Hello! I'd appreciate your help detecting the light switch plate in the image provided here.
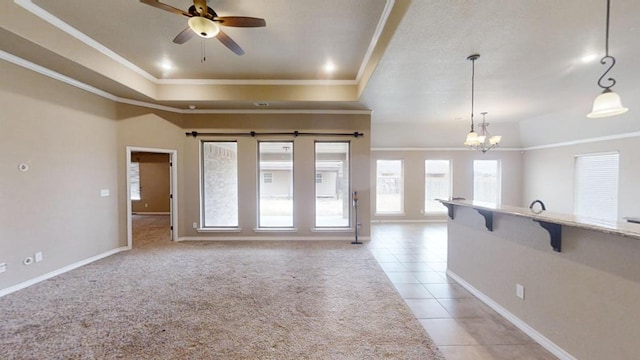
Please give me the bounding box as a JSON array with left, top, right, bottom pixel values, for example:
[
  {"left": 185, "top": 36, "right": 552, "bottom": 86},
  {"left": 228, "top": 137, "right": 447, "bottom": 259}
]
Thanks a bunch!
[{"left": 516, "top": 283, "right": 525, "bottom": 300}]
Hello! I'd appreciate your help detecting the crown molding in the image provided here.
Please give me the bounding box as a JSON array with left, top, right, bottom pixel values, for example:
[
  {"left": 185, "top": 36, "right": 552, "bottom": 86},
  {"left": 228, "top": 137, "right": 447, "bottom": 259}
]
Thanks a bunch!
[{"left": 1, "top": 50, "right": 370, "bottom": 115}]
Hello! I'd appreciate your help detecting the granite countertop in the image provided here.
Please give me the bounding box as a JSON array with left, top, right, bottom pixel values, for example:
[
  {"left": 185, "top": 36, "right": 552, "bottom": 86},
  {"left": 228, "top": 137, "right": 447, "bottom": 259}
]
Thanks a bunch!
[{"left": 438, "top": 199, "right": 640, "bottom": 240}]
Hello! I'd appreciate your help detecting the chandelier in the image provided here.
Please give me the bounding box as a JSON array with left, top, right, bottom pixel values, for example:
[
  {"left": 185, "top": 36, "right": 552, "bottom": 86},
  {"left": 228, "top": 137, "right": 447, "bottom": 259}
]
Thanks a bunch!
[
  {"left": 587, "top": 0, "right": 628, "bottom": 118},
  {"left": 463, "top": 54, "right": 501, "bottom": 153}
]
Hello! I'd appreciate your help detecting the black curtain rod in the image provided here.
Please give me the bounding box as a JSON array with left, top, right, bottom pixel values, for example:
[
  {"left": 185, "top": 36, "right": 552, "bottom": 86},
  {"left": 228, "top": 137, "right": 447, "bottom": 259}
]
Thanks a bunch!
[{"left": 185, "top": 131, "right": 364, "bottom": 138}]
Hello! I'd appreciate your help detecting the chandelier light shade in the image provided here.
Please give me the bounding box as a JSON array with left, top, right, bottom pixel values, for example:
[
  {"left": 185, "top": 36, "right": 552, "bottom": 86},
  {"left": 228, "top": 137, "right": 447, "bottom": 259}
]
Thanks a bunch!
[
  {"left": 463, "top": 54, "right": 501, "bottom": 153},
  {"left": 188, "top": 17, "right": 220, "bottom": 38},
  {"left": 587, "top": 0, "right": 628, "bottom": 118}
]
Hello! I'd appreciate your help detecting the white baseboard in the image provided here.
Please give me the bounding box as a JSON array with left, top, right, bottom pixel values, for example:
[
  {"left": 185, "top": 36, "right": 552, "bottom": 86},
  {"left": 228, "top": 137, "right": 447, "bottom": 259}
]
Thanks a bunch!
[
  {"left": 371, "top": 219, "right": 447, "bottom": 223},
  {"left": 178, "top": 236, "right": 371, "bottom": 242},
  {"left": 446, "top": 270, "right": 577, "bottom": 360},
  {"left": 0, "top": 246, "right": 130, "bottom": 298},
  {"left": 132, "top": 212, "right": 170, "bottom": 215}
]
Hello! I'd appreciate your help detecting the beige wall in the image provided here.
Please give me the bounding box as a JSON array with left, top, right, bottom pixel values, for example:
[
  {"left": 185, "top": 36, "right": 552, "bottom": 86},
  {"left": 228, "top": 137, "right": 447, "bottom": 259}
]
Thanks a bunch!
[
  {"left": 0, "top": 60, "right": 120, "bottom": 290},
  {"left": 370, "top": 149, "right": 523, "bottom": 221},
  {"left": 448, "top": 206, "right": 640, "bottom": 360},
  {"left": 117, "top": 109, "right": 371, "bottom": 239},
  {"left": 182, "top": 114, "right": 372, "bottom": 238},
  {"left": 131, "top": 152, "right": 170, "bottom": 213},
  {"left": 522, "top": 136, "right": 640, "bottom": 219}
]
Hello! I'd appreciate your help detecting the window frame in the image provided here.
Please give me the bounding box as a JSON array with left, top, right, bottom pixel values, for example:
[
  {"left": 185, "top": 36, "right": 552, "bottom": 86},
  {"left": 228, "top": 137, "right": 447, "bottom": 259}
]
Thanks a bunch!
[
  {"left": 574, "top": 151, "right": 619, "bottom": 220},
  {"left": 200, "top": 140, "right": 239, "bottom": 228},
  {"left": 424, "top": 159, "right": 452, "bottom": 214},
  {"left": 130, "top": 161, "right": 141, "bottom": 201},
  {"left": 257, "top": 141, "right": 295, "bottom": 228},
  {"left": 375, "top": 159, "right": 404, "bottom": 215},
  {"left": 314, "top": 141, "right": 351, "bottom": 228},
  {"left": 472, "top": 159, "right": 501, "bottom": 204}
]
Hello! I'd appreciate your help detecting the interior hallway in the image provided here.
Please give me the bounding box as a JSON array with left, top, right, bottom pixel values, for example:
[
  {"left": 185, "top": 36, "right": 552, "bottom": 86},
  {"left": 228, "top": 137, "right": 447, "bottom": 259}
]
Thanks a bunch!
[{"left": 368, "top": 223, "right": 556, "bottom": 359}]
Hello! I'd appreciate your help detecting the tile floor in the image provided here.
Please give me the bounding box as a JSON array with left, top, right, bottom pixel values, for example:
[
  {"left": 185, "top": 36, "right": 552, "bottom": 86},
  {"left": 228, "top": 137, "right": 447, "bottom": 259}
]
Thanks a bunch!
[{"left": 368, "top": 223, "right": 557, "bottom": 360}]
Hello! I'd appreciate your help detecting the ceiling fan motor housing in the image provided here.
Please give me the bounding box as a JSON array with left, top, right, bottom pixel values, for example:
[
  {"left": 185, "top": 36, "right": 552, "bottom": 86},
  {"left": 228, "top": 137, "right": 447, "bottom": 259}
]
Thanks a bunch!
[{"left": 188, "top": 5, "right": 217, "bottom": 19}]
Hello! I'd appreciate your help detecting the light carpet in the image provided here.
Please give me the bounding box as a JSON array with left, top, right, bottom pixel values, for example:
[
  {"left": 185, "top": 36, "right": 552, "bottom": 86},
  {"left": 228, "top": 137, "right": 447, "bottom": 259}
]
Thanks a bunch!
[{"left": 0, "top": 216, "right": 444, "bottom": 359}]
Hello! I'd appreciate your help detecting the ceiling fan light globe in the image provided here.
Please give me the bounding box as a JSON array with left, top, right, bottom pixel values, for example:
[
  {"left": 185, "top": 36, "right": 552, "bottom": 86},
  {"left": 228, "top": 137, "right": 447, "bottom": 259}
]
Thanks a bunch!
[
  {"left": 587, "top": 89, "right": 629, "bottom": 118},
  {"left": 188, "top": 17, "right": 220, "bottom": 38}
]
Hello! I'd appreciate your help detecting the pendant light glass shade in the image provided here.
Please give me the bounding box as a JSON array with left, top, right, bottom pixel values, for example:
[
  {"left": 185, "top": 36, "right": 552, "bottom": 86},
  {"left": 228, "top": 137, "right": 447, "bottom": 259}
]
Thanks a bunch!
[
  {"left": 464, "top": 131, "right": 479, "bottom": 146},
  {"left": 188, "top": 17, "right": 220, "bottom": 38},
  {"left": 587, "top": 89, "right": 629, "bottom": 118}
]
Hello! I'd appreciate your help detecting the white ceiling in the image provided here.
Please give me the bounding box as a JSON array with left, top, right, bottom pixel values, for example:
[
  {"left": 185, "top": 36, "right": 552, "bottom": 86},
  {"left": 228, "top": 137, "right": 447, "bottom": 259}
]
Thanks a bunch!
[{"left": 1, "top": 0, "right": 639, "bottom": 138}]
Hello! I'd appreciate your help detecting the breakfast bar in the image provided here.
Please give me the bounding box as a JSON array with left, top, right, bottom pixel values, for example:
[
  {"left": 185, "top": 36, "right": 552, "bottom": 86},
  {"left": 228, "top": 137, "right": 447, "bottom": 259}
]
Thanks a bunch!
[{"left": 439, "top": 199, "right": 640, "bottom": 360}]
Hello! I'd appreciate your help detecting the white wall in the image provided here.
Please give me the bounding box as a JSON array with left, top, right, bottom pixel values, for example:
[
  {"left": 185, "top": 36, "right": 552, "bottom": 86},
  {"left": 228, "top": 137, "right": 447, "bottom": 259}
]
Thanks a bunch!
[
  {"left": 371, "top": 121, "right": 521, "bottom": 149},
  {"left": 522, "top": 135, "right": 640, "bottom": 219},
  {"left": 371, "top": 149, "right": 523, "bottom": 221}
]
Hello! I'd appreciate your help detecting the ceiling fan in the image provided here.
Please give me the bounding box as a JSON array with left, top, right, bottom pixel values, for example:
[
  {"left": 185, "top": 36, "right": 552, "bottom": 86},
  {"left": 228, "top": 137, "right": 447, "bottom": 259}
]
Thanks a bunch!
[{"left": 140, "top": 0, "right": 266, "bottom": 55}]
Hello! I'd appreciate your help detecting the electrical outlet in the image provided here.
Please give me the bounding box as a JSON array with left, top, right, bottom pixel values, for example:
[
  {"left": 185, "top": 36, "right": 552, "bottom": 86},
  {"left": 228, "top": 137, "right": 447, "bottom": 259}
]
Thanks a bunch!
[
  {"left": 100, "top": 189, "right": 110, "bottom": 197},
  {"left": 193, "top": 222, "right": 198, "bottom": 229},
  {"left": 35, "top": 252, "right": 43, "bottom": 262},
  {"left": 516, "top": 283, "right": 525, "bottom": 300},
  {"left": 0, "top": 263, "right": 6, "bottom": 273}
]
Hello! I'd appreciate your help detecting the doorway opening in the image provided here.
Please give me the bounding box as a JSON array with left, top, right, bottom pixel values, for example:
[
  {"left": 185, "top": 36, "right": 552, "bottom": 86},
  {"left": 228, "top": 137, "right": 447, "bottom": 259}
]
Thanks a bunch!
[{"left": 126, "top": 147, "right": 178, "bottom": 248}]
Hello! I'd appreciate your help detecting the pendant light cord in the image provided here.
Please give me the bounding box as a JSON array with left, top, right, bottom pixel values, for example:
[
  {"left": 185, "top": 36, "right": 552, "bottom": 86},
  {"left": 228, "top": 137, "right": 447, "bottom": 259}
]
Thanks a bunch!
[
  {"left": 597, "top": 0, "right": 616, "bottom": 90},
  {"left": 605, "top": 0, "right": 610, "bottom": 56},
  {"left": 471, "top": 57, "right": 475, "bottom": 131},
  {"left": 467, "top": 55, "right": 479, "bottom": 132}
]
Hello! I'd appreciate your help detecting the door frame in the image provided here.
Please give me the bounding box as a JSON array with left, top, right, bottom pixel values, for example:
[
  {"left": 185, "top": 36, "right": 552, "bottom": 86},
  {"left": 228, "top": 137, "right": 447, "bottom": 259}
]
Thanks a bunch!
[{"left": 126, "top": 146, "right": 178, "bottom": 248}]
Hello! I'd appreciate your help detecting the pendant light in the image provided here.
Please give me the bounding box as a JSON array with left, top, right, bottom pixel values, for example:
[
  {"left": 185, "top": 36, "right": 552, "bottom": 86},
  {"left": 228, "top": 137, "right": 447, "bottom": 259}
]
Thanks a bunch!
[
  {"left": 463, "top": 54, "right": 480, "bottom": 147},
  {"left": 587, "top": 0, "right": 628, "bottom": 118},
  {"left": 463, "top": 54, "right": 502, "bottom": 152}
]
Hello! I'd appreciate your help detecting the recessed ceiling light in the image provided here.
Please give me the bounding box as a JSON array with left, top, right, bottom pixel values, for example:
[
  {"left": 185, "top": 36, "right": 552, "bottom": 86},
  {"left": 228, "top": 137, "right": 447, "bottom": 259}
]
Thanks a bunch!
[
  {"left": 323, "top": 61, "right": 336, "bottom": 73},
  {"left": 581, "top": 53, "right": 599, "bottom": 63},
  {"left": 161, "top": 61, "right": 173, "bottom": 70}
]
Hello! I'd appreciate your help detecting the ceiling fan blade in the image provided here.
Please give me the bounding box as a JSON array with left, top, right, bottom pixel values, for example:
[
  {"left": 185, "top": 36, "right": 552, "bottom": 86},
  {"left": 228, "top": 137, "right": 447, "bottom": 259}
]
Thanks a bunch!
[
  {"left": 214, "top": 16, "right": 266, "bottom": 27},
  {"left": 216, "top": 30, "right": 245, "bottom": 56},
  {"left": 173, "top": 27, "right": 196, "bottom": 44},
  {"left": 193, "top": 0, "right": 209, "bottom": 16},
  {"left": 139, "top": 0, "right": 190, "bottom": 17}
]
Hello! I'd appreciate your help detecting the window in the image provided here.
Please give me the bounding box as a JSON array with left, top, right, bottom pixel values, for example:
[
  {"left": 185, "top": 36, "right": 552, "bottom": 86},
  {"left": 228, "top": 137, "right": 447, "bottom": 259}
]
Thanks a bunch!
[
  {"left": 202, "top": 142, "right": 238, "bottom": 227},
  {"left": 574, "top": 152, "right": 619, "bottom": 220},
  {"left": 424, "top": 160, "right": 451, "bottom": 213},
  {"left": 473, "top": 160, "right": 501, "bottom": 204},
  {"left": 259, "top": 142, "right": 294, "bottom": 227},
  {"left": 376, "top": 160, "right": 403, "bottom": 214},
  {"left": 315, "top": 142, "right": 350, "bottom": 227},
  {"left": 130, "top": 162, "right": 141, "bottom": 201}
]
